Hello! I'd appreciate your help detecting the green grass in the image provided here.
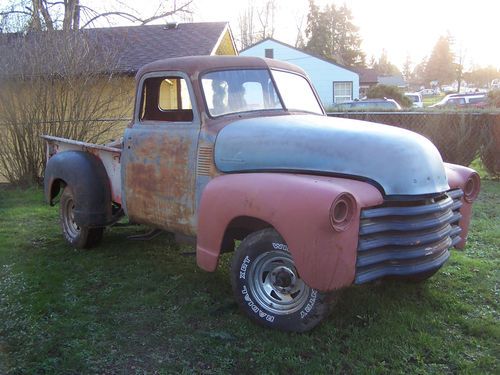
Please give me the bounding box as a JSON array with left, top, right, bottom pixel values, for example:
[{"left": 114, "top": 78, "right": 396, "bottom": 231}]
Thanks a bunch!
[
  {"left": 0, "top": 182, "right": 498, "bottom": 374},
  {"left": 423, "top": 94, "right": 445, "bottom": 107}
]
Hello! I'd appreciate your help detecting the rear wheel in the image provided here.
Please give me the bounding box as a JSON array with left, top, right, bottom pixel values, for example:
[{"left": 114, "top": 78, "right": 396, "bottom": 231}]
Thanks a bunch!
[
  {"left": 230, "top": 228, "right": 334, "bottom": 332},
  {"left": 60, "top": 187, "right": 103, "bottom": 249}
]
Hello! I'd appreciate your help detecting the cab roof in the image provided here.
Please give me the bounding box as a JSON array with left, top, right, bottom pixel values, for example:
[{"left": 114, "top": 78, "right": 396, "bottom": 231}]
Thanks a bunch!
[{"left": 136, "top": 55, "right": 306, "bottom": 80}]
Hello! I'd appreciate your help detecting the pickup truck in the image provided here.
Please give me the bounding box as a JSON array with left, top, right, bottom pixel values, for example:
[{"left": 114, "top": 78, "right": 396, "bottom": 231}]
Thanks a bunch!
[{"left": 43, "top": 56, "right": 480, "bottom": 332}]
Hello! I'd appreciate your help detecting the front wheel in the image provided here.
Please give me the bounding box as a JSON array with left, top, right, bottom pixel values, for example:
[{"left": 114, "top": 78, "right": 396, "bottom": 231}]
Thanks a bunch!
[
  {"left": 230, "top": 228, "right": 334, "bottom": 332},
  {"left": 60, "top": 187, "right": 103, "bottom": 249}
]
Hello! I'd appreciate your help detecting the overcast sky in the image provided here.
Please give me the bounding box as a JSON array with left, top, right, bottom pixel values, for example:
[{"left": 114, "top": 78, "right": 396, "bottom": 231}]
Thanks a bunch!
[
  {"left": 5, "top": 0, "right": 496, "bottom": 70},
  {"left": 191, "top": 0, "right": 499, "bottom": 71}
]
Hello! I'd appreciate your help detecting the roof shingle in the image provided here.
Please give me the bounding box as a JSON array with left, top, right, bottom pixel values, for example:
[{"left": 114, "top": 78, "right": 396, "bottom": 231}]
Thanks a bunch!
[{"left": 0, "top": 22, "right": 231, "bottom": 75}]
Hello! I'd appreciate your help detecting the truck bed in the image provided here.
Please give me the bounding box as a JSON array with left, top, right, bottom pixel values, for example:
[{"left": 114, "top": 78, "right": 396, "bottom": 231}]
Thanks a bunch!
[{"left": 42, "top": 135, "right": 123, "bottom": 204}]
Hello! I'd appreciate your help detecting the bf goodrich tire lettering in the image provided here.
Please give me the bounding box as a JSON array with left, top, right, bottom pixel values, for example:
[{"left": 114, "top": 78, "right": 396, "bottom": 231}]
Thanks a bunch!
[{"left": 230, "top": 228, "right": 334, "bottom": 332}]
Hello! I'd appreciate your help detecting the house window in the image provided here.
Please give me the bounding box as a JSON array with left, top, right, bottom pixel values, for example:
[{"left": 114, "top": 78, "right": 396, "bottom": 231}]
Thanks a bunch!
[
  {"left": 265, "top": 48, "right": 274, "bottom": 59},
  {"left": 333, "top": 82, "right": 353, "bottom": 104}
]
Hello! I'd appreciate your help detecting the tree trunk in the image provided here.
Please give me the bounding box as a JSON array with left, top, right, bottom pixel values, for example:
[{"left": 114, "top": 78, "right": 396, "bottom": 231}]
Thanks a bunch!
[
  {"left": 30, "top": 0, "right": 42, "bottom": 30},
  {"left": 63, "top": 0, "right": 79, "bottom": 31},
  {"left": 39, "top": 0, "right": 55, "bottom": 30}
]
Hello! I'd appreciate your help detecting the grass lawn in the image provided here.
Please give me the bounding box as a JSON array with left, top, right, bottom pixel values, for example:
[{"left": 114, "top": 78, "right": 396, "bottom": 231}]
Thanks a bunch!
[
  {"left": 0, "top": 182, "right": 498, "bottom": 374},
  {"left": 423, "top": 95, "right": 445, "bottom": 107}
]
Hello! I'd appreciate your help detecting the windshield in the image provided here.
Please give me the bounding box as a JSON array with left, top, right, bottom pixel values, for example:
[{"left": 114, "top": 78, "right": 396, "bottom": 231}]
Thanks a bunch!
[
  {"left": 202, "top": 69, "right": 282, "bottom": 116},
  {"left": 405, "top": 94, "right": 419, "bottom": 103},
  {"left": 201, "top": 68, "right": 323, "bottom": 117},
  {"left": 271, "top": 70, "right": 323, "bottom": 114}
]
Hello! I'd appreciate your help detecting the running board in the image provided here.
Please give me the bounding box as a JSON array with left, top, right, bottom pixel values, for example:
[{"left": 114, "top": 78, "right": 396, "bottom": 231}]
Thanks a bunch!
[{"left": 127, "top": 228, "right": 163, "bottom": 241}]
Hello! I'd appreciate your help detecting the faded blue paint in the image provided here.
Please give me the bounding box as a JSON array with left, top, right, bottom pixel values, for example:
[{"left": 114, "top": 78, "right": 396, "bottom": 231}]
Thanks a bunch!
[
  {"left": 214, "top": 114, "right": 449, "bottom": 196},
  {"left": 240, "top": 39, "right": 360, "bottom": 107}
]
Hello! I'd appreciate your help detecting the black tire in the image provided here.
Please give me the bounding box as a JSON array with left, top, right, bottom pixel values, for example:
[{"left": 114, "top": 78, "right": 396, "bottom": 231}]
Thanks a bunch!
[
  {"left": 230, "top": 228, "right": 334, "bottom": 332},
  {"left": 59, "top": 187, "right": 103, "bottom": 249}
]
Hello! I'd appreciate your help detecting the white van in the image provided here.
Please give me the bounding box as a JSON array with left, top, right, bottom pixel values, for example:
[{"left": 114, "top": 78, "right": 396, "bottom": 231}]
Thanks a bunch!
[{"left": 404, "top": 92, "right": 423, "bottom": 108}]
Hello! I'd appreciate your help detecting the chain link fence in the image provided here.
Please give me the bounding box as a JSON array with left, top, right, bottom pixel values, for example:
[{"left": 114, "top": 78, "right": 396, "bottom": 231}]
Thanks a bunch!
[
  {"left": 327, "top": 111, "right": 500, "bottom": 177},
  {"left": 2, "top": 113, "right": 499, "bottom": 184}
]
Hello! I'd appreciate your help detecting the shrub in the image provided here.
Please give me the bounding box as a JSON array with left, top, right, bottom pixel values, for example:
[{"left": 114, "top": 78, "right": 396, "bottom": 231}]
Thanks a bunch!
[
  {"left": 366, "top": 84, "right": 413, "bottom": 108},
  {"left": 0, "top": 31, "right": 133, "bottom": 185},
  {"left": 488, "top": 90, "right": 500, "bottom": 108}
]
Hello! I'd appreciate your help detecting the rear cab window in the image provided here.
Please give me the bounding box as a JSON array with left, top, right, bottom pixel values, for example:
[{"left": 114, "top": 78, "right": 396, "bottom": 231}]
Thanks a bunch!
[{"left": 140, "top": 76, "right": 194, "bottom": 122}]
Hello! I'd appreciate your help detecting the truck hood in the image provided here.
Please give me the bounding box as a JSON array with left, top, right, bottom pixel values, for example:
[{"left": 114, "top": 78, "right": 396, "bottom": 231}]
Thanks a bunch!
[{"left": 214, "top": 114, "right": 449, "bottom": 196}]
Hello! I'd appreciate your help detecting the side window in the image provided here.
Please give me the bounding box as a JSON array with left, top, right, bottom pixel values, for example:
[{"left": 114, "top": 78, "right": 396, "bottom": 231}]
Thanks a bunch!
[
  {"left": 448, "top": 98, "right": 465, "bottom": 105},
  {"left": 140, "top": 76, "right": 193, "bottom": 122}
]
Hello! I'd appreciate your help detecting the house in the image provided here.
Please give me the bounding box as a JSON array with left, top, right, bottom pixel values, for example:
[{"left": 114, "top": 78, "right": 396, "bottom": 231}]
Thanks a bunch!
[
  {"left": 84, "top": 22, "right": 237, "bottom": 74},
  {"left": 352, "top": 69, "right": 409, "bottom": 97},
  {"left": 352, "top": 67, "right": 379, "bottom": 98},
  {"left": 0, "top": 22, "right": 237, "bottom": 118},
  {"left": 378, "top": 74, "right": 407, "bottom": 89},
  {"left": 240, "top": 38, "right": 359, "bottom": 107}
]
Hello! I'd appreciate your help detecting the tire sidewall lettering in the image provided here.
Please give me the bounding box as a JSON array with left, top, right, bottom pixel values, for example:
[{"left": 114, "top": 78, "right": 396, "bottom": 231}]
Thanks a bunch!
[
  {"left": 231, "top": 229, "right": 330, "bottom": 332},
  {"left": 299, "top": 289, "right": 318, "bottom": 319},
  {"left": 241, "top": 285, "right": 275, "bottom": 323},
  {"left": 239, "top": 255, "right": 251, "bottom": 280},
  {"left": 238, "top": 254, "right": 320, "bottom": 324},
  {"left": 272, "top": 242, "right": 288, "bottom": 252}
]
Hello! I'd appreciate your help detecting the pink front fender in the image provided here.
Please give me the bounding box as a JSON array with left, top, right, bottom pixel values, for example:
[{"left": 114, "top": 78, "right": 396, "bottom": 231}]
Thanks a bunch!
[
  {"left": 444, "top": 163, "right": 480, "bottom": 248},
  {"left": 196, "top": 173, "right": 383, "bottom": 292}
]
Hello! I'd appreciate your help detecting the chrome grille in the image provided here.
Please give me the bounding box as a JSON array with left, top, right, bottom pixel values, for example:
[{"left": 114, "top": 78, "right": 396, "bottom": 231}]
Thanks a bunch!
[{"left": 355, "top": 189, "right": 463, "bottom": 284}]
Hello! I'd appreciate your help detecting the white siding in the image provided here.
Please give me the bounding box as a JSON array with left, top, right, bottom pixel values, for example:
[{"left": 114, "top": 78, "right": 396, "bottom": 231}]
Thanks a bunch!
[{"left": 240, "top": 40, "right": 359, "bottom": 107}]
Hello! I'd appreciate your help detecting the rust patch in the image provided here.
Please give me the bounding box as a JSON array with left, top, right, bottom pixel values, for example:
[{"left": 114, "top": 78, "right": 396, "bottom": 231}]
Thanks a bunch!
[{"left": 124, "top": 129, "right": 197, "bottom": 235}]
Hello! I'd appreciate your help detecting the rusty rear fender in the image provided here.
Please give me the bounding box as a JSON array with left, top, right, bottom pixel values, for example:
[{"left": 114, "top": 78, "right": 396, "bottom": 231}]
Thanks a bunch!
[
  {"left": 196, "top": 173, "right": 383, "bottom": 292},
  {"left": 44, "top": 150, "right": 112, "bottom": 227}
]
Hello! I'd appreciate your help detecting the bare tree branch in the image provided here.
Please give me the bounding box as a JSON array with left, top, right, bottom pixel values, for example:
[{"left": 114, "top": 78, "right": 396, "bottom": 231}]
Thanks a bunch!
[
  {"left": 2, "top": 0, "right": 194, "bottom": 32},
  {"left": 0, "top": 10, "right": 31, "bottom": 16},
  {"left": 0, "top": 32, "right": 133, "bottom": 184},
  {"left": 39, "top": 0, "right": 54, "bottom": 30},
  {"left": 80, "top": 10, "right": 143, "bottom": 28},
  {"left": 139, "top": 0, "right": 193, "bottom": 25},
  {"left": 80, "top": 0, "right": 193, "bottom": 29}
]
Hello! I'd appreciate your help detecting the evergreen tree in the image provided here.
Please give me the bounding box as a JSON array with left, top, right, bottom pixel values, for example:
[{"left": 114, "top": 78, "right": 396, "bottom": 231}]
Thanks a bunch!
[
  {"left": 402, "top": 54, "right": 413, "bottom": 83},
  {"left": 372, "top": 49, "right": 400, "bottom": 75},
  {"left": 304, "top": 0, "right": 365, "bottom": 67},
  {"left": 425, "top": 35, "right": 455, "bottom": 84},
  {"left": 412, "top": 57, "right": 428, "bottom": 86}
]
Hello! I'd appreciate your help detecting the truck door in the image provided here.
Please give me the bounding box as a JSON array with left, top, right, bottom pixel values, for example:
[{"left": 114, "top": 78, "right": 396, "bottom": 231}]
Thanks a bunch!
[{"left": 121, "top": 72, "right": 199, "bottom": 235}]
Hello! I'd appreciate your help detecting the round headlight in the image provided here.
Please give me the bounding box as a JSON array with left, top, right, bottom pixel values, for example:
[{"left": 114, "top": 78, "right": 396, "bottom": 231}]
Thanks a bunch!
[
  {"left": 330, "top": 193, "right": 356, "bottom": 231},
  {"left": 463, "top": 173, "right": 480, "bottom": 203}
]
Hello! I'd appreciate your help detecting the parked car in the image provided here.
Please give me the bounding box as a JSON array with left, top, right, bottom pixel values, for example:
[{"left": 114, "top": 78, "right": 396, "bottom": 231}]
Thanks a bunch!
[
  {"left": 42, "top": 56, "right": 480, "bottom": 333},
  {"left": 430, "top": 93, "right": 488, "bottom": 108},
  {"left": 332, "top": 98, "right": 402, "bottom": 111},
  {"left": 420, "top": 88, "right": 438, "bottom": 96},
  {"left": 404, "top": 92, "right": 424, "bottom": 108},
  {"left": 441, "top": 85, "right": 456, "bottom": 94}
]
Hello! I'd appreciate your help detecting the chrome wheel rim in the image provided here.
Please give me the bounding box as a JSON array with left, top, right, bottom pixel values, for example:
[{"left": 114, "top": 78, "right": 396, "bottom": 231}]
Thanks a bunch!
[
  {"left": 248, "top": 251, "right": 310, "bottom": 315},
  {"left": 63, "top": 197, "right": 80, "bottom": 238}
]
